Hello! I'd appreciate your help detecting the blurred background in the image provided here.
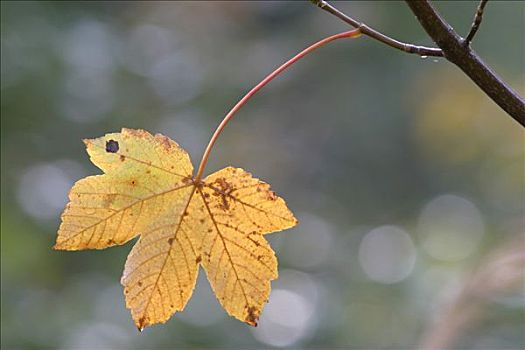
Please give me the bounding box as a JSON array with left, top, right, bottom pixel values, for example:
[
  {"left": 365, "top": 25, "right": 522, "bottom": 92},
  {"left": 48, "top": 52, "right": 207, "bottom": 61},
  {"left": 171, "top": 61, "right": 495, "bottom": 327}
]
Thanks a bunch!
[{"left": 1, "top": 1, "right": 524, "bottom": 349}]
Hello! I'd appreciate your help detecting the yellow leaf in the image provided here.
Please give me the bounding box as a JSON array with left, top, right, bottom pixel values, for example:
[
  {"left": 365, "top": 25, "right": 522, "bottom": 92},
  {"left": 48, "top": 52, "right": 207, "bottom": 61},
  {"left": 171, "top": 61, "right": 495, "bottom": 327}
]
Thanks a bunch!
[{"left": 54, "top": 128, "right": 298, "bottom": 330}]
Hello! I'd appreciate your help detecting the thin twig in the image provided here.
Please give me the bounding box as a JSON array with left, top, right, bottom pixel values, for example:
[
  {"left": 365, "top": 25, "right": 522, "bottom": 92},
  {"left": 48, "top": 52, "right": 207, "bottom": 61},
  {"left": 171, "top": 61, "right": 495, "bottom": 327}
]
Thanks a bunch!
[
  {"left": 406, "top": 0, "right": 525, "bottom": 126},
  {"left": 311, "top": 0, "right": 443, "bottom": 57},
  {"left": 465, "top": 0, "right": 489, "bottom": 45}
]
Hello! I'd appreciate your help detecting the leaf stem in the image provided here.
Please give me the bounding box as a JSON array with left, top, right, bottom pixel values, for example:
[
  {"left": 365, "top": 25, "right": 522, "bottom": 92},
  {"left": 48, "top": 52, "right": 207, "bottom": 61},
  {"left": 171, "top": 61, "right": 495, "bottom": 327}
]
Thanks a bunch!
[{"left": 194, "top": 29, "right": 361, "bottom": 182}]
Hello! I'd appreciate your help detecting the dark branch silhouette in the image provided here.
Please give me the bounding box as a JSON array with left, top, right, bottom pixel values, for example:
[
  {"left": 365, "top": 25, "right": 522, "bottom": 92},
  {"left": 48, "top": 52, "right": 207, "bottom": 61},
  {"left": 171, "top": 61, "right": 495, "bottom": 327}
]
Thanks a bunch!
[
  {"left": 312, "top": 0, "right": 525, "bottom": 127},
  {"left": 406, "top": 0, "right": 524, "bottom": 126}
]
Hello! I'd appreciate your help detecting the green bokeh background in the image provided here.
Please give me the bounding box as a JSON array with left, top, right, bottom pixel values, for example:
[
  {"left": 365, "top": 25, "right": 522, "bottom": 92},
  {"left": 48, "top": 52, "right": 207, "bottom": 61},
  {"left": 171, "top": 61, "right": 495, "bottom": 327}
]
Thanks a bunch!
[{"left": 1, "top": 1, "right": 524, "bottom": 349}]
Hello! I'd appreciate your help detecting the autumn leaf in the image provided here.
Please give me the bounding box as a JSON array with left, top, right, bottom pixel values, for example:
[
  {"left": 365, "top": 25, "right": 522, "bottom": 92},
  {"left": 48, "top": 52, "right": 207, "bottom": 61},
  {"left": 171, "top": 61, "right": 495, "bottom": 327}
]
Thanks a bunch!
[{"left": 54, "top": 128, "right": 298, "bottom": 330}]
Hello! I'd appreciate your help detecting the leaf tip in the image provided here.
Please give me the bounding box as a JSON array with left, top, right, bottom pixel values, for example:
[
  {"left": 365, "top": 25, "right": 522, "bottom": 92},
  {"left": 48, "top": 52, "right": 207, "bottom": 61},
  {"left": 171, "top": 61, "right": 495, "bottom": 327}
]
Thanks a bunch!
[
  {"left": 136, "top": 316, "right": 148, "bottom": 332},
  {"left": 245, "top": 306, "right": 260, "bottom": 327}
]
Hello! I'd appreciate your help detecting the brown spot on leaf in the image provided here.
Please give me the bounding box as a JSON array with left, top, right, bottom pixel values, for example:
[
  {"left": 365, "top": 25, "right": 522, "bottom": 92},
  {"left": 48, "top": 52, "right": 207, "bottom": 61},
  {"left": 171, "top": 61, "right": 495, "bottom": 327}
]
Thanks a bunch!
[
  {"left": 138, "top": 281, "right": 143, "bottom": 287},
  {"left": 182, "top": 176, "right": 193, "bottom": 184},
  {"left": 167, "top": 238, "right": 174, "bottom": 244},
  {"left": 158, "top": 135, "right": 172, "bottom": 150},
  {"left": 195, "top": 256, "right": 202, "bottom": 263},
  {"left": 215, "top": 178, "right": 232, "bottom": 192},
  {"left": 102, "top": 193, "right": 117, "bottom": 208},
  {"left": 245, "top": 306, "right": 259, "bottom": 327},
  {"left": 120, "top": 155, "right": 126, "bottom": 161},
  {"left": 267, "top": 191, "right": 277, "bottom": 200},
  {"left": 105, "top": 139, "right": 119, "bottom": 153},
  {"left": 212, "top": 178, "right": 233, "bottom": 210}
]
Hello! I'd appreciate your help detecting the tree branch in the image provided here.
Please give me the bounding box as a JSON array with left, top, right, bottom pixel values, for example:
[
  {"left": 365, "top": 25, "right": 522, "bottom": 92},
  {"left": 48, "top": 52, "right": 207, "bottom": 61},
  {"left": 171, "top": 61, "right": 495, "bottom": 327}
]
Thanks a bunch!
[
  {"left": 465, "top": 0, "right": 489, "bottom": 45},
  {"left": 311, "top": 0, "right": 443, "bottom": 57},
  {"left": 406, "top": 0, "right": 524, "bottom": 126},
  {"left": 311, "top": 0, "right": 524, "bottom": 126}
]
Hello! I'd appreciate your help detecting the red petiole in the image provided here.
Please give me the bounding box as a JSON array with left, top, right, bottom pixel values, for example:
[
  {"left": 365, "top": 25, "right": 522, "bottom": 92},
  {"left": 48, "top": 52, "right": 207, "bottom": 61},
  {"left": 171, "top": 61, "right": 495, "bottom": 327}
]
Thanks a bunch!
[{"left": 194, "top": 29, "right": 361, "bottom": 182}]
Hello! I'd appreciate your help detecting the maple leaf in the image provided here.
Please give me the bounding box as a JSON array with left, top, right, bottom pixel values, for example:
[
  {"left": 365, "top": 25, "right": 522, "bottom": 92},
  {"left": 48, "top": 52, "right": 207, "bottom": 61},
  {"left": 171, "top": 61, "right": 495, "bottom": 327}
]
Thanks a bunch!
[{"left": 54, "top": 128, "right": 298, "bottom": 330}]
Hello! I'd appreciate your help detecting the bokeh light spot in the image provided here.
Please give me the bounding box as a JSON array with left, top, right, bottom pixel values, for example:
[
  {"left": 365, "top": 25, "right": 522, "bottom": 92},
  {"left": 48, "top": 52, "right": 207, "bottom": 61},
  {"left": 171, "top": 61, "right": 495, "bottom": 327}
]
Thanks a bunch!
[
  {"left": 251, "top": 289, "right": 314, "bottom": 347},
  {"left": 17, "top": 161, "right": 83, "bottom": 222},
  {"left": 417, "top": 194, "right": 485, "bottom": 262},
  {"left": 358, "top": 225, "right": 416, "bottom": 284},
  {"left": 283, "top": 213, "right": 335, "bottom": 268}
]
